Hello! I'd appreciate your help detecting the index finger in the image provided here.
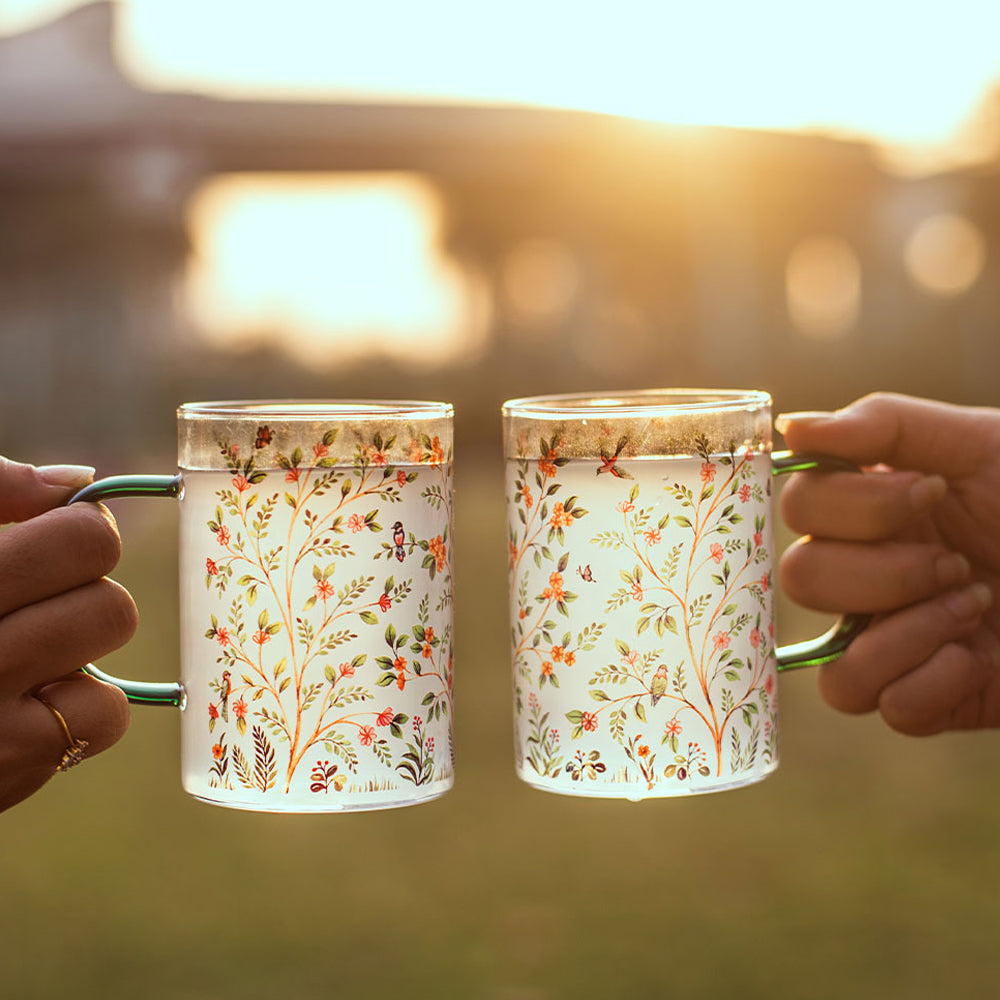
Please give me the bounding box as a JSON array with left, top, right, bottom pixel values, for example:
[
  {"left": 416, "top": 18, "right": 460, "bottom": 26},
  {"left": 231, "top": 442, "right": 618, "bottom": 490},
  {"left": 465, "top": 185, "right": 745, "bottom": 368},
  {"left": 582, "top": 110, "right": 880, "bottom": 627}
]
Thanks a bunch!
[{"left": 776, "top": 393, "right": 1000, "bottom": 480}]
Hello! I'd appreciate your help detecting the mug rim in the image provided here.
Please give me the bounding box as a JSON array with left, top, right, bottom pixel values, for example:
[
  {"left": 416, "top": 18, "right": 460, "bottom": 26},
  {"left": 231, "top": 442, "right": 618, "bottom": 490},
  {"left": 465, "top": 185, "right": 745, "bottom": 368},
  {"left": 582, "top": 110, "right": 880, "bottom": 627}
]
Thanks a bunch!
[
  {"left": 502, "top": 388, "right": 771, "bottom": 418},
  {"left": 178, "top": 399, "right": 454, "bottom": 420}
]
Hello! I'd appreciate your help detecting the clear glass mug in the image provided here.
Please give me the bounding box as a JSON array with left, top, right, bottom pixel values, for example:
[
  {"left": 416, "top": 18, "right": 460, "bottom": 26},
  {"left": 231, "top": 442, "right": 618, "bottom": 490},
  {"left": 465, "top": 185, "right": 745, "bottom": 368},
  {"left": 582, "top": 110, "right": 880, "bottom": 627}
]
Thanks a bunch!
[
  {"left": 502, "top": 389, "right": 867, "bottom": 799},
  {"left": 72, "top": 400, "right": 455, "bottom": 812}
]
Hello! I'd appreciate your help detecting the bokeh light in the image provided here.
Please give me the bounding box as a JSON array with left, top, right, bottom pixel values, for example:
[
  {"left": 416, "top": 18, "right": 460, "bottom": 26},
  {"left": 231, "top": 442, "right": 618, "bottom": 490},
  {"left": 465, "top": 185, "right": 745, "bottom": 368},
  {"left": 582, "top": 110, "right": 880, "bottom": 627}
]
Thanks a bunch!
[
  {"left": 785, "top": 235, "right": 862, "bottom": 340},
  {"left": 903, "top": 212, "right": 987, "bottom": 297}
]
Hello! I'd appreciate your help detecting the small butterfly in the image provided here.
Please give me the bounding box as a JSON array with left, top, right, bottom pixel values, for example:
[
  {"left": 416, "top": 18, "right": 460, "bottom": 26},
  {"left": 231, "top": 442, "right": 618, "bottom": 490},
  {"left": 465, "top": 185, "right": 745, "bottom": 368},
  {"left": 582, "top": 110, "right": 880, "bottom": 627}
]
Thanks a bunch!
[
  {"left": 255, "top": 425, "right": 273, "bottom": 449},
  {"left": 577, "top": 564, "right": 596, "bottom": 583}
]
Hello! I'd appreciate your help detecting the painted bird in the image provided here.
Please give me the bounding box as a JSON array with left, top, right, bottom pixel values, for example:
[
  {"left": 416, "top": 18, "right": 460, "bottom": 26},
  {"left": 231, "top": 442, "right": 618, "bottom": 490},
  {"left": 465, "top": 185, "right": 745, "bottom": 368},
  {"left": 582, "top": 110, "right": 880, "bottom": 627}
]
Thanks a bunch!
[
  {"left": 392, "top": 521, "right": 406, "bottom": 562},
  {"left": 220, "top": 670, "right": 231, "bottom": 722},
  {"left": 650, "top": 665, "right": 668, "bottom": 707},
  {"left": 597, "top": 436, "right": 633, "bottom": 479}
]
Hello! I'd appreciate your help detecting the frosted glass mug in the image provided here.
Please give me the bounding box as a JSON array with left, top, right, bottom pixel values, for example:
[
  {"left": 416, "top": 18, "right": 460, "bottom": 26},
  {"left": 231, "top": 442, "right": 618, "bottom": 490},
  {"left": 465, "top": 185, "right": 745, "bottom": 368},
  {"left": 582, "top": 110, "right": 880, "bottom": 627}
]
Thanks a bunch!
[
  {"left": 502, "top": 390, "right": 866, "bottom": 800},
  {"left": 73, "top": 400, "right": 455, "bottom": 812}
]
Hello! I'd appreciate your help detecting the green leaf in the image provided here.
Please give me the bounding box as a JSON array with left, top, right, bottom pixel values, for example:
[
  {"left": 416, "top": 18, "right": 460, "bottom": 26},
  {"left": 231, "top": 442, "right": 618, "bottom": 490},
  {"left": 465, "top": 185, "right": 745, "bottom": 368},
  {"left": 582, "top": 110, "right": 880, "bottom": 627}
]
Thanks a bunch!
[{"left": 359, "top": 611, "right": 378, "bottom": 625}]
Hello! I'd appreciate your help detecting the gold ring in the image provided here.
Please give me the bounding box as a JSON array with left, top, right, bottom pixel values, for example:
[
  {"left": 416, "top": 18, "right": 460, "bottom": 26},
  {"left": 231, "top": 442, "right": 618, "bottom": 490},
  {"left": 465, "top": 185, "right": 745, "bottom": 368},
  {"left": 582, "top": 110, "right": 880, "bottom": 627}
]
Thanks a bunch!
[{"left": 34, "top": 694, "right": 89, "bottom": 772}]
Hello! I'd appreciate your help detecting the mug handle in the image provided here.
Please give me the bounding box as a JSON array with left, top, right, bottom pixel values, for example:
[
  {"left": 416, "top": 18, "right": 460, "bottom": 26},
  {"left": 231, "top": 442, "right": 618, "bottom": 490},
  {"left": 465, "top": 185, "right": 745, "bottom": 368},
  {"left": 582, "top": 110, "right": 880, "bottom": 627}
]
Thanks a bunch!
[
  {"left": 771, "top": 451, "right": 872, "bottom": 671},
  {"left": 69, "top": 474, "right": 186, "bottom": 706}
]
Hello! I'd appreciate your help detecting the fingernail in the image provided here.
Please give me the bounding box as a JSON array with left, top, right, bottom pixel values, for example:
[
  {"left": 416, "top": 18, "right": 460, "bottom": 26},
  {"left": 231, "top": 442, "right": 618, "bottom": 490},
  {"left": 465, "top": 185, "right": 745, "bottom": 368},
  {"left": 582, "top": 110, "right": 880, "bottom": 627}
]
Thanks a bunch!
[
  {"left": 909, "top": 474, "right": 948, "bottom": 512},
  {"left": 943, "top": 582, "right": 993, "bottom": 619},
  {"left": 37, "top": 464, "right": 95, "bottom": 488},
  {"left": 936, "top": 552, "right": 971, "bottom": 588},
  {"left": 775, "top": 411, "right": 834, "bottom": 435}
]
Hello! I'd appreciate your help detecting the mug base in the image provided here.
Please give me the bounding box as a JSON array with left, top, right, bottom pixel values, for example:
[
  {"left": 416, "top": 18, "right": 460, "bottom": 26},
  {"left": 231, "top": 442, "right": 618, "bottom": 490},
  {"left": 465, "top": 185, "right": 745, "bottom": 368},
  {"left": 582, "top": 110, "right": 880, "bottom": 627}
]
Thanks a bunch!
[
  {"left": 188, "top": 781, "right": 451, "bottom": 813},
  {"left": 516, "top": 762, "right": 778, "bottom": 800}
]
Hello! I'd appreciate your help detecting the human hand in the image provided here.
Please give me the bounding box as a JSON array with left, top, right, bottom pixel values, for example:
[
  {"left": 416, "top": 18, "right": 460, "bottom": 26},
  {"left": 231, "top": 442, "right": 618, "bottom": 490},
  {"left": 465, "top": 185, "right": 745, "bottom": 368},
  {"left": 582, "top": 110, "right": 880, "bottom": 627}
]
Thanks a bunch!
[
  {"left": 777, "top": 393, "right": 1000, "bottom": 736},
  {"left": 0, "top": 457, "right": 134, "bottom": 811}
]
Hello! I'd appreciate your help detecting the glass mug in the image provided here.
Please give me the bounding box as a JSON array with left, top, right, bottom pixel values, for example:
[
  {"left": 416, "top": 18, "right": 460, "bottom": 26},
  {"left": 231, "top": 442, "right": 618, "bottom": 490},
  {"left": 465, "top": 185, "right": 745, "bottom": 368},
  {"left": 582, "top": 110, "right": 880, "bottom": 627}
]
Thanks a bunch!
[
  {"left": 72, "top": 400, "right": 455, "bottom": 812},
  {"left": 502, "top": 389, "right": 867, "bottom": 799}
]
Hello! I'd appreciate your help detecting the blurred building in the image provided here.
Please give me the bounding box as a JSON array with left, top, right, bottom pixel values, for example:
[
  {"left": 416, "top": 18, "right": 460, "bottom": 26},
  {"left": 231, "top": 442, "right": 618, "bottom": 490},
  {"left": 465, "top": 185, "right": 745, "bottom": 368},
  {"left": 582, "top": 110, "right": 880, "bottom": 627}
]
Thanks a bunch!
[{"left": 2, "top": 2, "right": 1000, "bottom": 462}]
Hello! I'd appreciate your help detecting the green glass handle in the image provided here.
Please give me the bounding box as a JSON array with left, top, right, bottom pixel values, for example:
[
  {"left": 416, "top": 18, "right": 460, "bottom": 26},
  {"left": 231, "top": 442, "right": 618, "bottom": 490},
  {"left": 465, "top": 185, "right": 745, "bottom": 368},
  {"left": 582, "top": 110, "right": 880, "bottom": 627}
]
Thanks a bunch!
[
  {"left": 771, "top": 451, "right": 872, "bottom": 671},
  {"left": 68, "top": 474, "right": 186, "bottom": 707}
]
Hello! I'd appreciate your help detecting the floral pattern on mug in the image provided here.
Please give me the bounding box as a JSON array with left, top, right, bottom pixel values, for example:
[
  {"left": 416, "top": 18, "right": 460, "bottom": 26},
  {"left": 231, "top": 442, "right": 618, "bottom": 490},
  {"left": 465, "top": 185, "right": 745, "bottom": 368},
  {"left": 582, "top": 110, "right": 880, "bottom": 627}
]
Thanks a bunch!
[
  {"left": 196, "top": 425, "right": 454, "bottom": 803},
  {"left": 508, "top": 433, "right": 779, "bottom": 797}
]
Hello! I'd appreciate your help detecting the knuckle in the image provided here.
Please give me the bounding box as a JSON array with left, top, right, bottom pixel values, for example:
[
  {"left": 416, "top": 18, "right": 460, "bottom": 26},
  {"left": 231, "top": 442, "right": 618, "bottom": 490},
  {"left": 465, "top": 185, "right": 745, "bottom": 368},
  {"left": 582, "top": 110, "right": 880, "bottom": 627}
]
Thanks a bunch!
[
  {"left": 90, "top": 579, "right": 139, "bottom": 645},
  {"left": 64, "top": 506, "right": 122, "bottom": 575},
  {"left": 817, "top": 661, "right": 877, "bottom": 715},
  {"left": 89, "top": 681, "right": 131, "bottom": 748}
]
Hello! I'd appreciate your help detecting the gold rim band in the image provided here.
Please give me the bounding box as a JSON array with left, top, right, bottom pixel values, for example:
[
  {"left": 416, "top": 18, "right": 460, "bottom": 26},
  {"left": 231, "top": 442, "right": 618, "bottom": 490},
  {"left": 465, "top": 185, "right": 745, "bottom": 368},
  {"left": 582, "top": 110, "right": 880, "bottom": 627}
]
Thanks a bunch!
[{"left": 34, "top": 694, "right": 89, "bottom": 772}]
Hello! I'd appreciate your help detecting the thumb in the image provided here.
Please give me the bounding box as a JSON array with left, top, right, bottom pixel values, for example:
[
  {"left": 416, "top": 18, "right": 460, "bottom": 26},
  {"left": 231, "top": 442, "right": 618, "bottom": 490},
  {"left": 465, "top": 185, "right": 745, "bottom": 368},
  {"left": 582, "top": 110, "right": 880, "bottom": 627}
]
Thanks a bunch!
[
  {"left": 0, "top": 456, "right": 96, "bottom": 524},
  {"left": 775, "top": 393, "right": 1000, "bottom": 479}
]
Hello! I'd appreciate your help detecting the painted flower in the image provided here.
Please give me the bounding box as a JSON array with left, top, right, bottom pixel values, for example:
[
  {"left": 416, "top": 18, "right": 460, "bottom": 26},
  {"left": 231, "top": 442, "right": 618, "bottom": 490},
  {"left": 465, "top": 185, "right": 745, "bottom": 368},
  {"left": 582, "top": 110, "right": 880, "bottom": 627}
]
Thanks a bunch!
[
  {"left": 377, "top": 708, "right": 394, "bottom": 727},
  {"left": 232, "top": 474, "right": 250, "bottom": 492},
  {"left": 348, "top": 513, "right": 364, "bottom": 533},
  {"left": 285, "top": 467, "right": 301, "bottom": 483},
  {"left": 216, "top": 526, "right": 231, "bottom": 546},
  {"left": 212, "top": 742, "right": 225, "bottom": 761},
  {"left": 549, "top": 502, "right": 573, "bottom": 528},
  {"left": 541, "top": 661, "right": 554, "bottom": 677},
  {"left": 252, "top": 629, "right": 270, "bottom": 645},
  {"left": 215, "top": 627, "right": 231, "bottom": 647},
  {"left": 750, "top": 627, "right": 762, "bottom": 649},
  {"left": 509, "top": 540, "right": 518, "bottom": 569},
  {"left": 313, "top": 442, "right": 330, "bottom": 459},
  {"left": 397, "top": 469, "right": 407, "bottom": 487},
  {"left": 429, "top": 535, "right": 447, "bottom": 571},
  {"left": 369, "top": 447, "right": 387, "bottom": 467},
  {"left": 358, "top": 725, "right": 375, "bottom": 746},
  {"left": 710, "top": 542, "right": 724, "bottom": 564},
  {"left": 425, "top": 627, "right": 435, "bottom": 643},
  {"left": 430, "top": 436, "right": 445, "bottom": 465},
  {"left": 564, "top": 650, "right": 576, "bottom": 667},
  {"left": 408, "top": 439, "right": 423, "bottom": 463},
  {"left": 765, "top": 674, "right": 775, "bottom": 695},
  {"left": 581, "top": 711, "right": 598, "bottom": 732},
  {"left": 393, "top": 656, "right": 407, "bottom": 672},
  {"left": 701, "top": 460, "right": 717, "bottom": 483},
  {"left": 644, "top": 528, "right": 661, "bottom": 545},
  {"left": 396, "top": 673, "right": 407, "bottom": 691},
  {"left": 518, "top": 607, "right": 527, "bottom": 619},
  {"left": 713, "top": 631, "right": 731, "bottom": 651},
  {"left": 551, "top": 645, "right": 564, "bottom": 662},
  {"left": 630, "top": 581, "right": 643, "bottom": 601},
  {"left": 426, "top": 737, "right": 435, "bottom": 754},
  {"left": 206, "top": 558, "right": 218, "bottom": 575},
  {"left": 521, "top": 483, "right": 533, "bottom": 508},
  {"left": 422, "top": 642, "right": 433, "bottom": 659},
  {"left": 378, "top": 593, "right": 392, "bottom": 612},
  {"left": 761, "top": 572, "right": 770, "bottom": 592},
  {"left": 664, "top": 719, "right": 682, "bottom": 737},
  {"left": 542, "top": 571, "right": 565, "bottom": 603},
  {"left": 208, "top": 703, "right": 219, "bottom": 721},
  {"left": 550, "top": 729, "right": 560, "bottom": 743},
  {"left": 638, "top": 744, "right": 650, "bottom": 758},
  {"left": 339, "top": 662, "right": 355, "bottom": 678},
  {"left": 538, "top": 448, "right": 558, "bottom": 478},
  {"left": 739, "top": 483, "right": 752, "bottom": 503},
  {"left": 315, "top": 579, "right": 335, "bottom": 601},
  {"left": 623, "top": 649, "right": 638, "bottom": 666},
  {"left": 233, "top": 697, "right": 248, "bottom": 720},
  {"left": 616, "top": 500, "right": 635, "bottom": 514},
  {"left": 753, "top": 531, "right": 763, "bottom": 548}
]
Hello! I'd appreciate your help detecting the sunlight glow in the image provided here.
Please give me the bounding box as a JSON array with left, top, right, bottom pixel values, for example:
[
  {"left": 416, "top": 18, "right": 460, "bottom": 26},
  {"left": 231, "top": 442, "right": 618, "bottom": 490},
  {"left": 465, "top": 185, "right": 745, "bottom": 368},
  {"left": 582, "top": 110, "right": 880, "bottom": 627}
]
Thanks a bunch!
[
  {"left": 904, "top": 213, "right": 987, "bottom": 297},
  {"left": 183, "top": 173, "right": 488, "bottom": 369},
  {"left": 785, "top": 236, "right": 862, "bottom": 341}
]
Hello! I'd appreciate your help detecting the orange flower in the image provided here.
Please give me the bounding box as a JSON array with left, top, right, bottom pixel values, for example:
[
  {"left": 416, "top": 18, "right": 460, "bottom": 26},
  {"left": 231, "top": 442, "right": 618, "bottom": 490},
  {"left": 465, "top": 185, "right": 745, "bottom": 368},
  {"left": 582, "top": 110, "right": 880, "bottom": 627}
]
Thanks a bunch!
[
  {"left": 205, "top": 558, "right": 218, "bottom": 575},
  {"left": 358, "top": 725, "right": 375, "bottom": 746},
  {"left": 313, "top": 442, "right": 330, "bottom": 459},
  {"left": 549, "top": 502, "right": 573, "bottom": 528},
  {"left": 638, "top": 744, "right": 650, "bottom": 758},
  {"left": 425, "top": 627, "right": 435, "bottom": 642},
  {"left": 644, "top": 528, "right": 660, "bottom": 545},
  {"left": 408, "top": 439, "right": 423, "bottom": 464},
  {"left": 581, "top": 712, "right": 598, "bottom": 732},
  {"left": 215, "top": 627, "right": 231, "bottom": 647},
  {"left": 508, "top": 540, "right": 518, "bottom": 569},
  {"left": 253, "top": 629, "right": 270, "bottom": 645},
  {"left": 396, "top": 672, "right": 407, "bottom": 691},
  {"left": 233, "top": 697, "right": 247, "bottom": 720},
  {"left": 700, "top": 461, "right": 716, "bottom": 483},
  {"left": 285, "top": 467, "right": 301, "bottom": 483},
  {"left": 430, "top": 436, "right": 444, "bottom": 465},
  {"left": 710, "top": 542, "right": 724, "bottom": 564},
  {"left": 564, "top": 650, "right": 576, "bottom": 667},
  {"left": 377, "top": 707, "right": 394, "bottom": 726},
  {"left": 713, "top": 631, "right": 730, "bottom": 651},
  {"left": 429, "top": 535, "right": 447, "bottom": 571},
  {"left": 518, "top": 607, "right": 527, "bottom": 619},
  {"left": 521, "top": 483, "right": 533, "bottom": 508},
  {"left": 339, "top": 662, "right": 355, "bottom": 677},
  {"left": 216, "top": 526, "right": 231, "bottom": 546},
  {"left": 315, "top": 579, "right": 335, "bottom": 601},
  {"left": 541, "top": 661, "right": 553, "bottom": 676},
  {"left": 232, "top": 474, "right": 250, "bottom": 492},
  {"left": 393, "top": 656, "right": 407, "bottom": 672},
  {"left": 422, "top": 643, "right": 433, "bottom": 659},
  {"left": 551, "top": 645, "right": 564, "bottom": 662},
  {"left": 630, "top": 581, "right": 643, "bottom": 601},
  {"left": 538, "top": 448, "right": 558, "bottom": 478},
  {"left": 212, "top": 742, "right": 225, "bottom": 761}
]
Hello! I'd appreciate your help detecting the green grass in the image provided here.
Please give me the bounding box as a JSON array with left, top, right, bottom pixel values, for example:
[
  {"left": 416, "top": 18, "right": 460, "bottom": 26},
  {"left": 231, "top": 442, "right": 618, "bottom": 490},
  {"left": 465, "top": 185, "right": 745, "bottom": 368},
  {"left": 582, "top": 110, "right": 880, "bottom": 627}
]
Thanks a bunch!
[{"left": 2, "top": 460, "right": 999, "bottom": 999}]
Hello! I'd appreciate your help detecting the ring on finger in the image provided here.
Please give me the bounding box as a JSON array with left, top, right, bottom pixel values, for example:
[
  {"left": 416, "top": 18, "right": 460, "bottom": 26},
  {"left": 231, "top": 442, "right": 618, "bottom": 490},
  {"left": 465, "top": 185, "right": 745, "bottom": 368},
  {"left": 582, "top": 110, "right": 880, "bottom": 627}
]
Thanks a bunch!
[{"left": 33, "top": 693, "right": 89, "bottom": 772}]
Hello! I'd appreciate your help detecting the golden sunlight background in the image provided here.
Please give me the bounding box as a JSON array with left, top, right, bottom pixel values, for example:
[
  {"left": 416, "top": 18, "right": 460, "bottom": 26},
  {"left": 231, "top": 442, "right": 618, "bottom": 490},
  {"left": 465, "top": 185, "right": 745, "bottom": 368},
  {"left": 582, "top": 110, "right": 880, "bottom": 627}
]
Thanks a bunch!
[{"left": 4, "top": 3, "right": 1000, "bottom": 1000}]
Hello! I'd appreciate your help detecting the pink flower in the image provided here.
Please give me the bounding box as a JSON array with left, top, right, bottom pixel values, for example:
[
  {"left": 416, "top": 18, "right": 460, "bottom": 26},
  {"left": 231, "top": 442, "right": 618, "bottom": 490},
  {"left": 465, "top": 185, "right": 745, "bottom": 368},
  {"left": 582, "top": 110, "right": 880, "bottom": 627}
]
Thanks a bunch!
[
  {"left": 710, "top": 542, "right": 724, "bottom": 564},
  {"left": 369, "top": 448, "right": 387, "bottom": 467},
  {"left": 765, "top": 674, "right": 775, "bottom": 695},
  {"left": 315, "top": 579, "right": 335, "bottom": 601},
  {"left": 753, "top": 531, "right": 763, "bottom": 549},
  {"left": 216, "top": 526, "right": 231, "bottom": 546},
  {"left": 750, "top": 628, "right": 761, "bottom": 649},
  {"left": 206, "top": 558, "right": 218, "bottom": 575},
  {"left": 377, "top": 707, "right": 394, "bottom": 727},
  {"left": 713, "top": 631, "right": 730, "bottom": 651},
  {"left": 623, "top": 649, "right": 638, "bottom": 666},
  {"left": 397, "top": 470, "right": 407, "bottom": 487},
  {"left": 739, "top": 483, "right": 752, "bottom": 503},
  {"left": 761, "top": 573, "right": 770, "bottom": 592},
  {"left": 700, "top": 461, "right": 716, "bottom": 483},
  {"left": 664, "top": 719, "right": 682, "bottom": 737},
  {"left": 359, "top": 725, "right": 375, "bottom": 746},
  {"left": 233, "top": 697, "right": 247, "bottom": 720},
  {"left": 348, "top": 514, "right": 364, "bottom": 533},
  {"left": 378, "top": 593, "right": 392, "bottom": 612},
  {"left": 581, "top": 711, "right": 598, "bottom": 732},
  {"left": 208, "top": 703, "right": 219, "bottom": 721}
]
